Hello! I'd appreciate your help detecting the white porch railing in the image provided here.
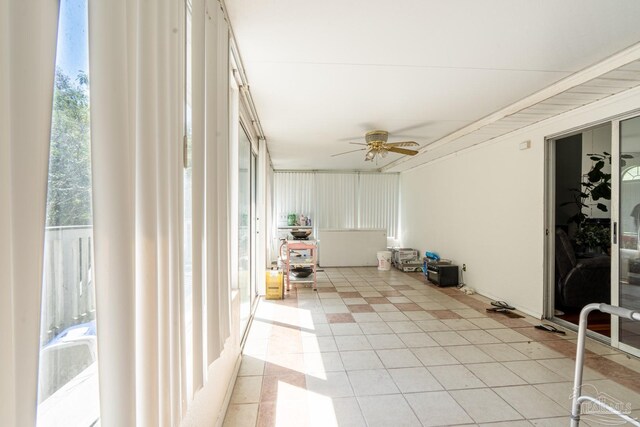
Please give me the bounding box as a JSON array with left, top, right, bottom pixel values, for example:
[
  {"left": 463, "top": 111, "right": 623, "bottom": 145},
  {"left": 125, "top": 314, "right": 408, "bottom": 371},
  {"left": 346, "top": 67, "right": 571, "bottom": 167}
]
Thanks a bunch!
[{"left": 40, "top": 225, "right": 95, "bottom": 345}]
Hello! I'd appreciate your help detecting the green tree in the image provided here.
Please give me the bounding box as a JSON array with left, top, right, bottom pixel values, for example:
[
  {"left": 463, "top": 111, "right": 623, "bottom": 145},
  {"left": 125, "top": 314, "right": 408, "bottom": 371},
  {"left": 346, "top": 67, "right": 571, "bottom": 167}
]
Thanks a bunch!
[{"left": 46, "top": 68, "right": 92, "bottom": 226}]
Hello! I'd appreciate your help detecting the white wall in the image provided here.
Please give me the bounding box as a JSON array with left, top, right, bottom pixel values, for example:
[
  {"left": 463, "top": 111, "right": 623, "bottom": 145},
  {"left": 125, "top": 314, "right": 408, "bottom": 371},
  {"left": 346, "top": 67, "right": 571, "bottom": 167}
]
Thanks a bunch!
[{"left": 399, "top": 86, "right": 640, "bottom": 318}]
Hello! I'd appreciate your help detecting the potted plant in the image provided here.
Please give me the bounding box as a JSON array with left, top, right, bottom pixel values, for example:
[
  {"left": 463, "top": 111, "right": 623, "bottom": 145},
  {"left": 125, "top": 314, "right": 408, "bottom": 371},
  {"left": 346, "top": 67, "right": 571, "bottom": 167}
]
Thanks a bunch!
[
  {"left": 574, "top": 222, "right": 611, "bottom": 254},
  {"left": 563, "top": 152, "right": 612, "bottom": 226}
]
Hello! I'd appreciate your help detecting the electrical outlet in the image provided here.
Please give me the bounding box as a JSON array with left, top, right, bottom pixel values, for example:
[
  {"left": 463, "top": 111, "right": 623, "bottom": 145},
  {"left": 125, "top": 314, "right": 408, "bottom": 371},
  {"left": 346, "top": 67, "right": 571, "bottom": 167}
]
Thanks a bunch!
[{"left": 462, "top": 264, "right": 466, "bottom": 271}]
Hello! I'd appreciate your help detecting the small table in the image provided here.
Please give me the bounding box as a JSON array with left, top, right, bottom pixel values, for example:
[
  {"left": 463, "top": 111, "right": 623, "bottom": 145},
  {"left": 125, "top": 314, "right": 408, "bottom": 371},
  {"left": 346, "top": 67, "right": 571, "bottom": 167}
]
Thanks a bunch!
[{"left": 284, "top": 240, "right": 318, "bottom": 291}]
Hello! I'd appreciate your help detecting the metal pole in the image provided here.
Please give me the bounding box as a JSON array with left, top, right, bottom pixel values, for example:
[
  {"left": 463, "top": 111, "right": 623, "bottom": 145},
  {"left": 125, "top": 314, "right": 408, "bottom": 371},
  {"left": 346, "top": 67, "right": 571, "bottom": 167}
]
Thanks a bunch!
[{"left": 570, "top": 303, "right": 599, "bottom": 427}]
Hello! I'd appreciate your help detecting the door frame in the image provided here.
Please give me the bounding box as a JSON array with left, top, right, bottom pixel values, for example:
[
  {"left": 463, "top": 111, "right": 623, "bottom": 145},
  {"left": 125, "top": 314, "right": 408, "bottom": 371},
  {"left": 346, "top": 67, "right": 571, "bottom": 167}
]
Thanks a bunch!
[
  {"left": 613, "top": 112, "right": 640, "bottom": 357},
  {"left": 544, "top": 121, "right": 614, "bottom": 344},
  {"left": 544, "top": 110, "right": 640, "bottom": 355}
]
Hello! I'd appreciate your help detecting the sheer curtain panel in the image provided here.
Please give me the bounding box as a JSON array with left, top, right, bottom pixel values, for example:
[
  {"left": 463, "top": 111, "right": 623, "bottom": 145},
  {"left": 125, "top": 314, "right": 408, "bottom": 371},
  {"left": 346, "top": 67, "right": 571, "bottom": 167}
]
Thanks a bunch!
[
  {"left": 205, "top": 0, "right": 231, "bottom": 366},
  {"left": 358, "top": 173, "right": 399, "bottom": 237},
  {"left": 0, "top": 2, "right": 59, "bottom": 426},
  {"left": 89, "top": 0, "right": 183, "bottom": 425},
  {"left": 315, "top": 173, "right": 358, "bottom": 230}
]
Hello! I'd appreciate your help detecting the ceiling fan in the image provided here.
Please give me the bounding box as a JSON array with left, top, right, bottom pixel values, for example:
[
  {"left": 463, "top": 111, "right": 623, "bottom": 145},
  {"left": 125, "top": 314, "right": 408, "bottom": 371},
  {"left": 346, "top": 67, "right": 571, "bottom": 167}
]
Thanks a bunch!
[{"left": 332, "top": 130, "right": 419, "bottom": 162}]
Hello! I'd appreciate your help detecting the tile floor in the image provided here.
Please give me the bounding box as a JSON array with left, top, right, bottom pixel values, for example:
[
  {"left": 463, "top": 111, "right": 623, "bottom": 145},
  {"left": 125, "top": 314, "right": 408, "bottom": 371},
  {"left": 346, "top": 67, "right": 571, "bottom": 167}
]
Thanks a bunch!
[{"left": 224, "top": 267, "right": 640, "bottom": 427}]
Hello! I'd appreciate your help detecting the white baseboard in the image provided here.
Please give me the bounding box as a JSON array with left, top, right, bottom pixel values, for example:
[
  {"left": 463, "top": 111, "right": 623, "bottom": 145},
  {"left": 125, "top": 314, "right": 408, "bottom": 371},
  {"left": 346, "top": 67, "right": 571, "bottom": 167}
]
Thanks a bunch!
[{"left": 214, "top": 352, "right": 242, "bottom": 427}]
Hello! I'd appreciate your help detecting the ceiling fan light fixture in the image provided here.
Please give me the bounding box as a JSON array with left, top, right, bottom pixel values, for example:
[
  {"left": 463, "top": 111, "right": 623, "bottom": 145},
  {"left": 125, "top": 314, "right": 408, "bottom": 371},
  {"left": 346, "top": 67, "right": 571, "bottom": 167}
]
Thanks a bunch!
[{"left": 365, "top": 150, "right": 376, "bottom": 161}]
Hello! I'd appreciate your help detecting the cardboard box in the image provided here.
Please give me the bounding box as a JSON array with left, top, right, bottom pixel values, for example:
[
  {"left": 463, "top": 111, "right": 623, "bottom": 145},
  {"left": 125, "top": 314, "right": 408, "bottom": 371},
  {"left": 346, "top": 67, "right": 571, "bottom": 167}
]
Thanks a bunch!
[{"left": 265, "top": 270, "right": 284, "bottom": 300}]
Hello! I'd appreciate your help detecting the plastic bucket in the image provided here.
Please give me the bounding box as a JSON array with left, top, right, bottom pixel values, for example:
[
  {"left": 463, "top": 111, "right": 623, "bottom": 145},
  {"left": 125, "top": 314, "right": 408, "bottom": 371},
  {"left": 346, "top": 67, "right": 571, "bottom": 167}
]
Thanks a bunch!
[{"left": 377, "top": 251, "right": 392, "bottom": 271}]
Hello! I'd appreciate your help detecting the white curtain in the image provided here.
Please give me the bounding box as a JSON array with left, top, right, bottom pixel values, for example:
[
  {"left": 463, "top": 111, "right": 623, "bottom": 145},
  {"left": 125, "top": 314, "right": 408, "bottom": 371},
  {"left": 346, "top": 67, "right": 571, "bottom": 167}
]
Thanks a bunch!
[
  {"left": 315, "top": 173, "right": 358, "bottom": 229},
  {"left": 358, "top": 173, "right": 399, "bottom": 237},
  {"left": 0, "top": 2, "right": 59, "bottom": 426},
  {"left": 89, "top": 0, "right": 182, "bottom": 425},
  {"left": 89, "top": 0, "right": 231, "bottom": 425},
  {"left": 272, "top": 172, "right": 399, "bottom": 237},
  {"left": 274, "top": 172, "right": 315, "bottom": 220},
  {"left": 205, "top": 0, "right": 231, "bottom": 366}
]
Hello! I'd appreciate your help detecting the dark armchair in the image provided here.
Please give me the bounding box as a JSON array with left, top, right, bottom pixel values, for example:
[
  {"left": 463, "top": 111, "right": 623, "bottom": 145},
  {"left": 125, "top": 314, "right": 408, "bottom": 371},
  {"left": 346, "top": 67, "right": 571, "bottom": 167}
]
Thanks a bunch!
[{"left": 555, "top": 228, "right": 610, "bottom": 308}]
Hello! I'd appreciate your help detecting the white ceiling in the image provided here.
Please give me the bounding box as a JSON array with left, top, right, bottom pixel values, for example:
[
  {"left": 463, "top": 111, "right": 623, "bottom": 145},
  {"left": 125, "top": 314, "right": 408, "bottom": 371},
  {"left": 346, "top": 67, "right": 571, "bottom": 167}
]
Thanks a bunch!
[{"left": 225, "top": 0, "right": 640, "bottom": 171}]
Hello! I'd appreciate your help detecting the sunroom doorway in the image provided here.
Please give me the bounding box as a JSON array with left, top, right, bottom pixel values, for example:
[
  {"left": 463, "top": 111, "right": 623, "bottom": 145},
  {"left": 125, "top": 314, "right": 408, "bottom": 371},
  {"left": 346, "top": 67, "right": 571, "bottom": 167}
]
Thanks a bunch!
[
  {"left": 549, "top": 123, "right": 613, "bottom": 338},
  {"left": 547, "top": 114, "right": 640, "bottom": 357}
]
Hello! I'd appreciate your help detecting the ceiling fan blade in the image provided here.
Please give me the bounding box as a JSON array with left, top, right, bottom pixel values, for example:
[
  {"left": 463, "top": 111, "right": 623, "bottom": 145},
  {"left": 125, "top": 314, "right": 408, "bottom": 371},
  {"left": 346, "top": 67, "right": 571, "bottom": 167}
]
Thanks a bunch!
[
  {"left": 385, "top": 141, "right": 418, "bottom": 148},
  {"left": 331, "top": 148, "right": 366, "bottom": 157},
  {"left": 349, "top": 142, "right": 368, "bottom": 146},
  {"left": 386, "top": 147, "right": 419, "bottom": 156}
]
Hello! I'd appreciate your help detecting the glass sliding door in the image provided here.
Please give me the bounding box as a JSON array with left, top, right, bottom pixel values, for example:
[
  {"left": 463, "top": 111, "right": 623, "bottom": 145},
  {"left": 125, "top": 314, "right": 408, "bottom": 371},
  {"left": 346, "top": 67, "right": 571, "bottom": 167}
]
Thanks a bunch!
[
  {"left": 618, "top": 115, "right": 640, "bottom": 353},
  {"left": 238, "top": 127, "right": 252, "bottom": 336},
  {"left": 251, "top": 151, "right": 258, "bottom": 302}
]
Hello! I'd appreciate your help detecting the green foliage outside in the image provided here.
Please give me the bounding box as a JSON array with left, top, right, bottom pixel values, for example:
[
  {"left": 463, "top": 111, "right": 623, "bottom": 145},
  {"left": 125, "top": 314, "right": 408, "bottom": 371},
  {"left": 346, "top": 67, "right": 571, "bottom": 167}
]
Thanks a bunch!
[{"left": 46, "top": 68, "right": 92, "bottom": 227}]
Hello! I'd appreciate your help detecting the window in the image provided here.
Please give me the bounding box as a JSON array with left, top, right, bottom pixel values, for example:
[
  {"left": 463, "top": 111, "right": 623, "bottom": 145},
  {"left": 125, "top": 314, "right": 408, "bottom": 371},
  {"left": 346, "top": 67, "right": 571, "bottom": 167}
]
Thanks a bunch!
[
  {"left": 37, "top": 1, "right": 100, "bottom": 425},
  {"left": 183, "top": 0, "right": 194, "bottom": 400}
]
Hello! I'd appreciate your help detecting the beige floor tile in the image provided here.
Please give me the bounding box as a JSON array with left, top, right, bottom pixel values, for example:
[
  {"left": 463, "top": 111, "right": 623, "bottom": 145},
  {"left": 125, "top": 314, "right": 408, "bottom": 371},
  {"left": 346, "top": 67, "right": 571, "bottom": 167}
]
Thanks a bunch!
[
  {"left": 376, "top": 348, "right": 422, "bottom": 368},
  {"left": 604, "top": 353, "right": 640, "bottom": 374},
  {"left": 223, "top": 403, "right": 259, "bottom": 427},
  {"left": 405, "top": 391, "right": 474, "bottom": 426},
  {"left": 239, "top": 356, "right": 265, "bottom": 377},
  {"left": 441, "top": 318, "right": 480, "bottom": 331},
  {"left": 358, "top": 394, "right": 421, "bottom": 427},
  {"left": 509, "top": 341, "right": 565, "bottom": 359},
  {"left": 388, "top": 367, "right": 443, "bottom": 393},
  {"left": 428, "top": 364, "right": 486, "bottom": 390},
  {"left": 466, "top": 362, "right": 527, "bottom": 387},
  {"left": 537, "top": 358, "right": 603, "bottom": 381},
  {"left": 494, "top": 385, "right": 567, "bottom": 418},
  {"left": 458, "top": 329, "right": 503, "bottom": 344},
  {"left": 377, "top": 311, "right": 409, "bottom": 321},
  {"left": 503, "top": 360, "right": 565, "bottom": 384},
  {"left": 302, "top": 323, "right": 332, "bottom": 337},
  {"left": 532, "top": 381, "right": 574, "bottom": 411},
  {"left": 469, "top": 318, "right": 508, "bottom": 329},
  {"left": 340, "top": 350, "right": 384, "bottom": 371},
  {"left": 351, "top": 312, "right": 383, "bottom": 323},
  {"left": 479, "top": 421, "right": 533, "bottom": 427},
  {"left": 417, "top": 302, "right": 447, "bottom": 310},
  {"left": 477, "top": 343, "right": 529, "bottom": 361},
  {"left": 404, "top": 310, "right": 436, "bottom": 321},
  {"left": 415, "top": 319, "right": 452, "bottom": 332},
  {"left": 358, "top": 321, "right": 393, "bottom": 335},
  {"left": 429, "top": 331, "right": 472, "bottom": 346},
  {"left": 303, "top": 352, "right": 344, "bottom": 374},
  {"left": 335, "top": 335, "right": 372, "bottom": 351},
  {"left": 229, "top": 267, "right": 640, "bottom": 427},
  {"left": 371, "top": 303, "right": 399, "bottom": 312},
  {"left": 342, "top": 297, "right": 367, "bottom": 305},
  {"left": 359, "top": 291, "right": 382, "bottom": 297},
  {"left": 452, "top": 308, "right": 487, "bottom": 318},
  {"left": 581, "top": 379, "right": 640, "bottom": 410},
  {"left": 305, "top": 371, "right": 353, "bottom": 398},
  {"left": 451, "top": 388, "right": 523, "bottom": 423},
  {"left": 529, "top": 417, "right": 570, "bottom": 426},
  {"left": 330, "top": 323, "right": 363, "bottom": 336},
  {"left": 387, "top": 321, "right": 422, "bottom": 333},
  {"left": 412, "top": 346, "right": 460, "bottom": 366},
  {"left": 323, "top": 304, "right": 350, "bottom": 314},
  {"left": 307, "top": 396, "right": 367, "bottom": 427},
  {"left": 397, "top": 332, "right": 439, "bottom": 348},
  {"left": 366, "top": 333, "right": 406, "bottom": 350},
  {"left": 302, "top": 336, "right": 337, "bottom": 353},
  {"left": 446, "top": 345, "right": 495, "bottom": 364},
  {"left": 347, "top": 369, "right": 400, "bottom": 396},
  {"left": 487, "top": 328, "right": 531, "bottom": 343},
  {"left": 231, "top": 376, "right": 263, "bottom": 404}
]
